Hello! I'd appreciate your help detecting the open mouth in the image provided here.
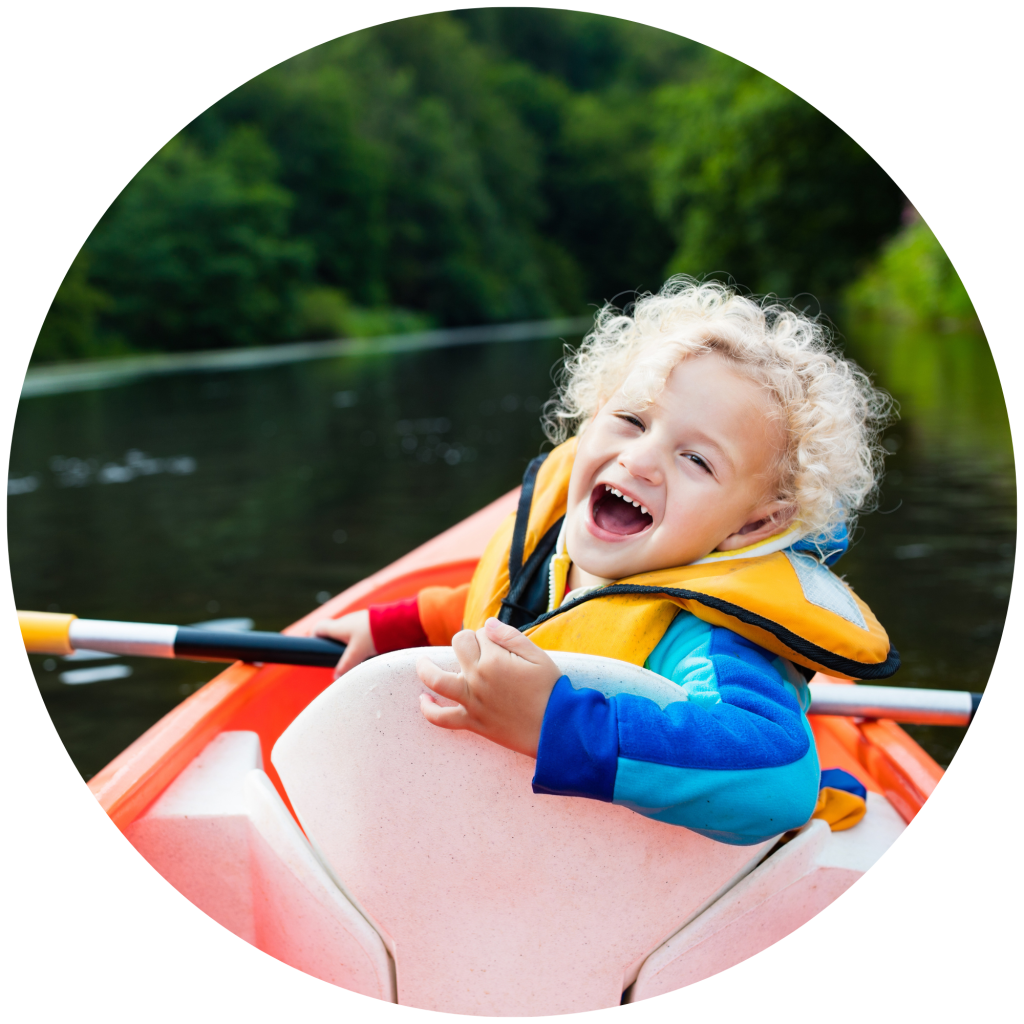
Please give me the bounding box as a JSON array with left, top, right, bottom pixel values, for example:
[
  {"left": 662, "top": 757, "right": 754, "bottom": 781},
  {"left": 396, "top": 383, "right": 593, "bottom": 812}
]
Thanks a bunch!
[{"left": 590, "top": 484, "right": 654, "bottom": 536}]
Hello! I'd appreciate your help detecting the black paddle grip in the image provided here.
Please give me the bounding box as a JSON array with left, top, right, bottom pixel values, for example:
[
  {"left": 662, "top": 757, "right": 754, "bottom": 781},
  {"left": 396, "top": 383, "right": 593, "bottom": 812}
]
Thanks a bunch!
[{"left": 174, "top": 628, "right": 347, "bottom": 667}]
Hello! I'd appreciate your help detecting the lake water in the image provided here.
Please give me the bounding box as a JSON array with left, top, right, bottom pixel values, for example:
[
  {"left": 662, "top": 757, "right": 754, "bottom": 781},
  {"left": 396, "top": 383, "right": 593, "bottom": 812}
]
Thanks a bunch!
[{"left": 8, "top": 325, "right": 1015, "bottom": 778}]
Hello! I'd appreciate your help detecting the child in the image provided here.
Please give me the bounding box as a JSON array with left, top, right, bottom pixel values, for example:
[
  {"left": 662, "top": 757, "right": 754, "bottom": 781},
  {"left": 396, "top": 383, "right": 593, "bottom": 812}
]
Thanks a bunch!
[{"left": 315, "top": 277, "right": 895, "bottom": 846}]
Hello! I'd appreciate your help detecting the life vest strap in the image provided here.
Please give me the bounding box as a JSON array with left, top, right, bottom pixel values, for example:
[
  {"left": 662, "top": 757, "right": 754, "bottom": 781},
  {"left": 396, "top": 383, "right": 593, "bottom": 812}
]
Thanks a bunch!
[
  {"left": 500, "top": 596, "right": 543, "bottom": 620},
  {"left": 508, "top": 453, "right": 549, "bottom": 580},
  {"left": 524, "top": 583, "right": 900, "bottom": 680},
  {"left": 500, "top": 505, "right": 562, "bottom": 628}
]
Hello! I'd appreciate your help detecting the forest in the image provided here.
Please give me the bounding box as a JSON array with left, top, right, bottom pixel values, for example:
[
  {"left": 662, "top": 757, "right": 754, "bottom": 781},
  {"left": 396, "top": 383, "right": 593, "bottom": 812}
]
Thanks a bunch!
[{"left": 34, "top": 9, "right": 970, "bottom": 363}]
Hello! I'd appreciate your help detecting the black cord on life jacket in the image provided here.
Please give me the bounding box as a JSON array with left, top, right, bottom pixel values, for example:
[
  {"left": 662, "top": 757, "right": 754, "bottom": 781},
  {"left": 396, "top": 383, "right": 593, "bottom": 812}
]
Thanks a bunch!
[
  {"left": 507, "top": 452, "right": 548, "bottom": 581},
  {"left": 521, "top": 582, "right": 901, "bottom": 680},
  {"left": 499, "top": 453, "right": 564, "bottom": 629}
]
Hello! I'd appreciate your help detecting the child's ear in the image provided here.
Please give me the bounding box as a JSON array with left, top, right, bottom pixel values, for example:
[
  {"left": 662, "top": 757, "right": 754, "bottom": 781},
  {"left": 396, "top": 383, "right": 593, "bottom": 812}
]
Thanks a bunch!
[{"left": 715, "top": 502, "right": 796, "bottom": 551}]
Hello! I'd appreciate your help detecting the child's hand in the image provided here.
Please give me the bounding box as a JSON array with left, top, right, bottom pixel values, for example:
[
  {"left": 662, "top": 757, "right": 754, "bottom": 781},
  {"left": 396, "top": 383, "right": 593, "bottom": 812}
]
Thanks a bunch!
[
  {"left": 313, "top": 609, "right": 377, "bottom": 679},
  {"left": 416, "top": 617, "right": 561, "bottom": 758}
]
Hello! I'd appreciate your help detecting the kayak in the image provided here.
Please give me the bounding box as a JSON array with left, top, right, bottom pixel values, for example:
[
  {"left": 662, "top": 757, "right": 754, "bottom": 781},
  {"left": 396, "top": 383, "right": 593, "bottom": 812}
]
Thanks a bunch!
[{"left": 87, "top": 486, "right": 944, "bottom": 1015}]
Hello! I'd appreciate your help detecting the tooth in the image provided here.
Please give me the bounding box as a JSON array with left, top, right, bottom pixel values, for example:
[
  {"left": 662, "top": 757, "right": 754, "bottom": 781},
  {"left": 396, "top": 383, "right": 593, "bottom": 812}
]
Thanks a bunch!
[
  {"left": 641, "top": 506, "right": 648, "bottom": 515},
  {"left": 612, "top": 488, "right": 622, "bottom": 497},
  {"left": 605, "top": 484, "right": 610, "bottom": 491},
  {"left": 631, "top": 500, "right": 639, "bottom": 506}
]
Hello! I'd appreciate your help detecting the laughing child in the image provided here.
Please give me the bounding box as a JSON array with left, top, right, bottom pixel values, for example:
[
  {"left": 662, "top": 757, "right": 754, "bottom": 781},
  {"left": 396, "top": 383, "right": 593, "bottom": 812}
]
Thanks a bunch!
[{"left": 314, "top": 277, "right": 896, "bottom": 846}]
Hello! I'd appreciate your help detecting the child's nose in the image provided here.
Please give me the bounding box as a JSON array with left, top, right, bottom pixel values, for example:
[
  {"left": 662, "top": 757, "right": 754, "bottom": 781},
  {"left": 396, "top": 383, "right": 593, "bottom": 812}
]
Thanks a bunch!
[{"left": 619, "top": 439, "right": 662, "bottom": 484}]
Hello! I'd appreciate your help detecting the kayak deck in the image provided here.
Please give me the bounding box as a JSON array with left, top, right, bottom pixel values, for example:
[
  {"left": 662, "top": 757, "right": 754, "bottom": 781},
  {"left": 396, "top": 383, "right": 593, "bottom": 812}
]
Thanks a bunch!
[
  {"left": 89, "top": 485, "right": 942, "bottom": 833},
  {"left": 88, "top": 489, "right": 517, "bottom": 829},
  {"left": 85, "top": 487, "right": 945, "bottom": 1010}
]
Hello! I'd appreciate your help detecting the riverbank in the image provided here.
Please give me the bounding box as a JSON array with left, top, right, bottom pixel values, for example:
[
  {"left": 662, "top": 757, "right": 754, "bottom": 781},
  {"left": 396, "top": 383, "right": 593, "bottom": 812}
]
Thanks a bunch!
[{"left": 22, "top": 316, "right": 590, "bottom": 398}]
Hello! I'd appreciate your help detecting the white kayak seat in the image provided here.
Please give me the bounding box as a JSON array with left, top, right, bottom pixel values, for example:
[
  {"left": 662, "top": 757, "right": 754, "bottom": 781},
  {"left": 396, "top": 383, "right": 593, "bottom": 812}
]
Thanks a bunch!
[
  {"left": 628, "top": 791, "right": 907, "bottom": 1001},
  {"left": 126, "top": 731, "right": 394, "bottom": 1001},
  {"left": 244, "top": 768, "right": 395, "bottom": 999},
  {"left": 272, "top": 649, "right": 774, "bottom": 1016}
]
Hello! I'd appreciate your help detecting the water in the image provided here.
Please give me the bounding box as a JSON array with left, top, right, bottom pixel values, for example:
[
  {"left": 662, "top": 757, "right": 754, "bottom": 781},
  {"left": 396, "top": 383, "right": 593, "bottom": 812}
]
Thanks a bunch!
[
  {"left": 839, "top": 323, "right": 1015, "bottom": 766},
  {"left": 8, "top": 328, "right": 1014, "bottom": 778}
]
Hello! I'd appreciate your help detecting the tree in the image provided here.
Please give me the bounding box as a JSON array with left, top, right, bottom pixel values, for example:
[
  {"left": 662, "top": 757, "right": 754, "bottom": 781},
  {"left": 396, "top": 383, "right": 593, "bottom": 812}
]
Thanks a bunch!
[
  {"left": 194, "top": 17, "right": 565, "bottom": 326},
  {"left": 33, "top": 250, "right": 114, "bottom": 362},
  {"left": 652, "top": 57, "right": 905, "bottom": 305},
  {"left": 845, "top": 213, "right": 981, "bottom": 331},
  {"left": 87, "top": 126, "right": 311, "bottom": 351},
  {"left": 459, "top": 8, "right": 701, "bottom": 304},
  {"left": 34, "top": 13, "right": 909, "bottom": 359}
]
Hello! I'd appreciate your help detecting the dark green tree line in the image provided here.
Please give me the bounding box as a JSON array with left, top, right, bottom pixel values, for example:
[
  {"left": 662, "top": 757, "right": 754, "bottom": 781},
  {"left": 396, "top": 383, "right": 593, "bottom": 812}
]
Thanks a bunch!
[
  {"left": 653, "top": 53, "right": 906, "bottom": 301},
  {"left": 34, "top": 10, "right": 905, "bottom": 362}
]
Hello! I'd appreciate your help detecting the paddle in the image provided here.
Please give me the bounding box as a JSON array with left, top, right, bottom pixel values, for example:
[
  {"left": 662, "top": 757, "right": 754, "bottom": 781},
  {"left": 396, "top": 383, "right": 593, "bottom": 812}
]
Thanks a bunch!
[
  {"left": 807, "top": 681, "right": 980, "bottom": 727},
  {"left": 18, "top": 609, "right": 346, "bottom": 669},
  {"left": 17, "top": 610, "right": 982, "bottom": 725}
]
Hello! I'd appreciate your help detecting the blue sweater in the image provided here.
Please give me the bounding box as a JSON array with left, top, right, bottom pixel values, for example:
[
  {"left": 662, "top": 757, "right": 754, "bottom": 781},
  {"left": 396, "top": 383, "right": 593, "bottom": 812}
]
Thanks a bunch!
[{"left": 531, "top": 611, "right": 821, "bottom": 846}]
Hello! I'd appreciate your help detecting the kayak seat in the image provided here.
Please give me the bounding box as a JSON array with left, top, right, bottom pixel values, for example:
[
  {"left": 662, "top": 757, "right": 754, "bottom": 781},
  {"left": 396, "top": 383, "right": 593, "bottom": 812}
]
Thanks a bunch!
[
  {"left": 271, "top": 649, "right": 774, "bottom": 1016},
  {"left": 628, "top": 790, "right": 906, "bottom": 1000},
  {"left": 126, "top": 730, "right": 393, "bottom": 1000}
]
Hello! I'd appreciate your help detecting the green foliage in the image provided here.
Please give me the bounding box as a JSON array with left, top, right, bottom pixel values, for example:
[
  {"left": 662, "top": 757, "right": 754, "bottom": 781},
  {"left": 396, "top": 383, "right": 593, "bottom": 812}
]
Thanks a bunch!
[
  {"left": 192, "top": 17, "right": 562, "bottom": 327},
  {"left": 482, "top": 62, "right": 674, "bottom": 306},
  {"left": 453, "top": 9, "right": 703, "bottom": 92},
  {"left": 37, "top": 10, "right": 906, "bottom": 360},
  {"left": 87, "top": 127, "right": 312, "bottom": 352},
  {"left": 190, "top": 51, "right": 388, "bottom": 308},
  {"left": 652, "top": 56, "right": 905, "bottom": 304},
  {"left": 295, "top": 286, "right": 432, "bottom": 339},
  {"left": 464, "top": 9, "right": 697, "bottom": 304},
  {"left": 33, "top": 250, "right": 118, "bottom": 362},
  {"left": 842, "top": 217, "right": 1005, "bottom": 459},
  {"left": 844, "top": 216, "right": 980, "bottom": 331}
]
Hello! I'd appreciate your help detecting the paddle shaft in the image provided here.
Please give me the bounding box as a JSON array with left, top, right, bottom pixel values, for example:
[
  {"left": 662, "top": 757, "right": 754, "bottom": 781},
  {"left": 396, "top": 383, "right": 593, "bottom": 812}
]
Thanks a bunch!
[
  {"left": 20, "top": 612, "right": 346, "bottom": 668},
  {"left": 176, "top": 627, "right": 346, "bottom": 667},
  {"left": 18, "top": 611, "right": 982, "bottom": 723},
  {"left": 807, "top": 681, "right": 979, "bottom": 726}
]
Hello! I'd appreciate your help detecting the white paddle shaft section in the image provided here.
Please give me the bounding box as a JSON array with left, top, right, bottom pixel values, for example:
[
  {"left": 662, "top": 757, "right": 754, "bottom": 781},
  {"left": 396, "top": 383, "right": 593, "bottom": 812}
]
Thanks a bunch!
[
  {"left": 808, "top": 681, "right": 973, "bottom": 725},
  {"left": 69, "top": 618, "right": 177, "bottom": 658}
]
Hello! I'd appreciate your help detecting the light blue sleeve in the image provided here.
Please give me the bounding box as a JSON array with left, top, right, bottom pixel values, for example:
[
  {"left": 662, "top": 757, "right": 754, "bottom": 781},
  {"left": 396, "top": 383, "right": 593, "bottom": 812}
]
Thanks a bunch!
[
  {"left": 534, "top": 611, "right": 821, "bottom": 845},
  {"left": 619, "top": 612, "right": 820, "bottom": 844},
  {"left": 643, "top": 611, "right": 723, "bottom": 707}
]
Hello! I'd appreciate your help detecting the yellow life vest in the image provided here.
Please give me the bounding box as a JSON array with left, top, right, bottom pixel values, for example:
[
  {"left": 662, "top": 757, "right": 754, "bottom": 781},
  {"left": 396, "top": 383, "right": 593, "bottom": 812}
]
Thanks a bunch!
[{"left": 463, "top": 438, "right": 898, "bottom": 680}]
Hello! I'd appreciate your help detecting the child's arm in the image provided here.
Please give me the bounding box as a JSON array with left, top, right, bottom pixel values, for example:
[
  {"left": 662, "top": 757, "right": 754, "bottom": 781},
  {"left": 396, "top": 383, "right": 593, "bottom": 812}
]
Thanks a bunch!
[
  {"left": 312, "top": 609, "right": 378, "bottom": 678},
  {"left": 418, "top": 617, "right": 819, "bottom": 847},
  {"left": 531, "top": 625, "right": 820, "bottom": 846},
  {"left": 417, "top": 618, "right": 561, "bottom": 757},
  {"left": 315, "top": 585, "right": 470, "bottom": 678}
]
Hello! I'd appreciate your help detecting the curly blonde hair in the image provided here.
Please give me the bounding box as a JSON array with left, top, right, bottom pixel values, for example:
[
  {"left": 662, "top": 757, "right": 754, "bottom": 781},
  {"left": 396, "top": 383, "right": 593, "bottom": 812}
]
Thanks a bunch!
[{"left": 544, "top": 277, "right": 893, "bottom": 541}]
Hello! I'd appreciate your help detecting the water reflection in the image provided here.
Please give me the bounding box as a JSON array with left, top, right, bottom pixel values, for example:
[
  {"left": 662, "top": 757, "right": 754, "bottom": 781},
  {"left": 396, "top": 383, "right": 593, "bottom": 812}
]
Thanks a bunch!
[
  {"left": 8, "top": 327, "right": 1015, "bottom": 777},
  {"left": 42, "top": 450, "right": 197, "bottom": 488},
  {"left": 10, "top": 338, "right": 569, "bottom": 777},
  {"left": 841, "top": 322, "right": 1015, "bottom": 766}
]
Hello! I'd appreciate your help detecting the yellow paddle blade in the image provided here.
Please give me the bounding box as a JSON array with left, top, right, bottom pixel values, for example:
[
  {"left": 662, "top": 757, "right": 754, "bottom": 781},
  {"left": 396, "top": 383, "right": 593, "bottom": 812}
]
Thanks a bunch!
[{"left": 18, "top": 610, "right": 77, "bottom": 655}]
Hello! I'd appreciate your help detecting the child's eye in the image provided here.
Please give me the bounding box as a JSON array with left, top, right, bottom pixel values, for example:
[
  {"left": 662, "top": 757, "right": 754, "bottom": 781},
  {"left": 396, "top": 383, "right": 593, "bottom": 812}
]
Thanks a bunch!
[
  {"left": 684, "top": 453, "right": 713, "bottom": 474},
  {"left": 617, "top": 413, "right": 645, "bottom": 430}
]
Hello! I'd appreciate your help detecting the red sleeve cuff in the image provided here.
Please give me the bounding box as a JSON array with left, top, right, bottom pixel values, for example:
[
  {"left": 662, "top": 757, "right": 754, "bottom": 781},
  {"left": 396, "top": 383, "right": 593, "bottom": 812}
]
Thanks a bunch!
[{"left": 369, "top": 595, "right": 429, "bottom": 653}]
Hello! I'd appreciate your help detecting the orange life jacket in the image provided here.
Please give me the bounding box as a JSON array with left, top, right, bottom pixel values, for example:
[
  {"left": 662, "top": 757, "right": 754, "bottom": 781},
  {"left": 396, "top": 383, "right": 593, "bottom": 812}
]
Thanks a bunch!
[{"left": 461, "top": 438, "right": 898, "bottom": 680}]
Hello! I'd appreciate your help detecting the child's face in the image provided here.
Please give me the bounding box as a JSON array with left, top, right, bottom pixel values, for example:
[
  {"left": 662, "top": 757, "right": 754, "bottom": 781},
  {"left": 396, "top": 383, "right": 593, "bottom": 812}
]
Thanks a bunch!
[{"left": 564, "top": 353, "right": 791, "bottom": 580}]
